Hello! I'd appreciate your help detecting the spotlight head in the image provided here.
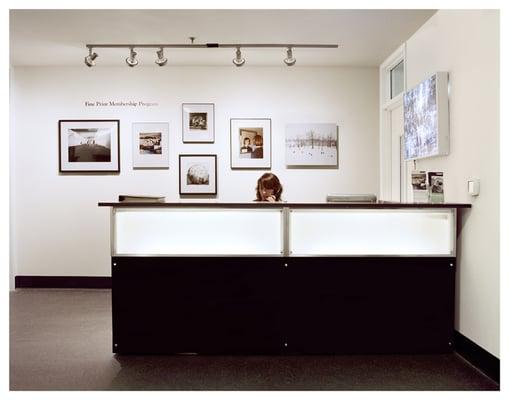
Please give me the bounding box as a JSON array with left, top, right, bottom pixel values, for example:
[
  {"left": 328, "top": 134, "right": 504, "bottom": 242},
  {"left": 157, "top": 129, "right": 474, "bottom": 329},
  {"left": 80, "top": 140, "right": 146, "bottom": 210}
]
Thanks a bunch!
[
  {"left": 84, "top": 49, "right": 98, "bottom": 67},
  {"left": 232, "top": 47, "right": 245, "bottom": 67},
  {"left": 284, "top": 47, "right": 296, "bottom": 66},
  {"left": 126, "top": 48, "right": 138, "bottom": 67},
  {"left": 155, "top": 48, "right": 168, "bottom": 66}
]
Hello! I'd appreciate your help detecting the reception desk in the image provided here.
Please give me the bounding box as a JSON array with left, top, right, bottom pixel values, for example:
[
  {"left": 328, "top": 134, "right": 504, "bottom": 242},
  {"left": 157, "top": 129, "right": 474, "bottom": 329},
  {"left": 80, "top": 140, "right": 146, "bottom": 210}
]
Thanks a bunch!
[{"left": 98, "top": 202, "right": 470, "bottom": 355}]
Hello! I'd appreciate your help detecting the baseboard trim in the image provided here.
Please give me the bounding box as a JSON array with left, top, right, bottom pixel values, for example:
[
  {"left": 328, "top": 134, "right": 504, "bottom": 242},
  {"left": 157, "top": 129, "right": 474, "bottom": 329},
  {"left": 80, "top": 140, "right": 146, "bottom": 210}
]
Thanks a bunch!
[
  {"left": 15, "top": 276, "right": 111, "bottom": 289},
  {"left": 454, "top": 330, "right": 499, "bottom": 383}
]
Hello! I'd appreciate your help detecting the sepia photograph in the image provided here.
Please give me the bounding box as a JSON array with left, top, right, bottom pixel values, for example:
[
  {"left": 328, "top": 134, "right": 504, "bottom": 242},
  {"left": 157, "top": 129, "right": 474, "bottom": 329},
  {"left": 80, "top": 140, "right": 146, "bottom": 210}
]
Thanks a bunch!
[
  {"left": 139, "top": 132, "right": 162, "bottom": 154},
  {"left": 59, "top": 120, "right": 120, "bottom": 172},
  {"left": 285, "top": 123, "right": 338, "bottom": 167},
  {"left": 230, "top": 118, "right": 271, "bottom": 169},
  {"left": 132, "top": 122, "right": 169, "bottom": 169},
  {"left": 189, "top": 112, "right": 208, "bottom": 130},
  {"left": 187, "top": 164, "right": 209, "bottom": 185},
  {"left": 239, "top": 128, "right": 264, "bottom": 159},
  {"left": 179, "top": 154, "right": 217, "bottom": 195},
  {"left": 182, "top": 103, "right": 215, "bottom": 142}
]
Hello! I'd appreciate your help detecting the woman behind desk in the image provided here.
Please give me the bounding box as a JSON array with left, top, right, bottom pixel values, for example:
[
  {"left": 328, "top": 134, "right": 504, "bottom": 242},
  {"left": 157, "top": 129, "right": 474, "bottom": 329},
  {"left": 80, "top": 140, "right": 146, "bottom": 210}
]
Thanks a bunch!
[{"left": 255, "top": 173, "right": 283, "bottom": 202}]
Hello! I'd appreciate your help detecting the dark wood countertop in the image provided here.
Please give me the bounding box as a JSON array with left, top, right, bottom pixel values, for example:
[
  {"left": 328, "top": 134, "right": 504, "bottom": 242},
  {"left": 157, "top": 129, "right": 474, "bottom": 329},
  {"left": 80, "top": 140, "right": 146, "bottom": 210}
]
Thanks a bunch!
[{"left": 98, "top": 201, "right": 471, "bottom": 209}]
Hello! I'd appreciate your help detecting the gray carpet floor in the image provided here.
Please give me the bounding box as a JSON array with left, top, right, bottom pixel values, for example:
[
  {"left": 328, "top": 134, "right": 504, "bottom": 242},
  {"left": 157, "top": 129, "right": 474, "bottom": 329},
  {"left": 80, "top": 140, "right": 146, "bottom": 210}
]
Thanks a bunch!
[{"left": 9, "top": 289, "right": 499, "bottom": 391}]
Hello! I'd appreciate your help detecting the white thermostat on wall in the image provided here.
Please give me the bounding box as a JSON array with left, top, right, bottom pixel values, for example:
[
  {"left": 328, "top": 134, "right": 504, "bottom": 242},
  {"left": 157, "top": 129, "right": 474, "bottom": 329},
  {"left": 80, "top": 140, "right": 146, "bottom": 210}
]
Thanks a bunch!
[{"left": 468, "top": 179, "right": 480, "bottom": 196}]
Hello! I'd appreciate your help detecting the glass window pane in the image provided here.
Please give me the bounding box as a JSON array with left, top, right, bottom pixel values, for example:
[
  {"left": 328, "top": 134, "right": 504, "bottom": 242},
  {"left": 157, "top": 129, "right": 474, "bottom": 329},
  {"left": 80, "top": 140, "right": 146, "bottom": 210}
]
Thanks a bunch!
[{"left": 390, "top": 60, "right": 405, "bottom": 98}]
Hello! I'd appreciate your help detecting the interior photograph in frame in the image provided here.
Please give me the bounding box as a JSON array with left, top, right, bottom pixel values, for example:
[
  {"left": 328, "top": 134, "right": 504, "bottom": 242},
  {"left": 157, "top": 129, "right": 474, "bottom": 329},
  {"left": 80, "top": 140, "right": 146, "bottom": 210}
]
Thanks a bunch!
[
  {"left": 132, "top": 122, "right": 169, "bottom": 169},
  {"left": 59, "top": 119, "right": 120, "bottom": 173},
  {"left": 230, "top": 118, "right": 271, "bottom": 169},
  {"left": 285, "top": 123, "right": 338, "bottom": 167},
  {"left": 182, "top": 103, "right": 215, "bottom": 143},
  {"left": 179, "top": 154, "right": 217, "bottom": 195}
]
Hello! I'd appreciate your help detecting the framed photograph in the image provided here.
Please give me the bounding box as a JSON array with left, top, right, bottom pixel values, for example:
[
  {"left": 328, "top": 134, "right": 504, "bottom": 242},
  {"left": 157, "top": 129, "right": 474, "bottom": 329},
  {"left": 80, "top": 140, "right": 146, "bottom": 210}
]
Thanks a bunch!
[
  {"left": 403, "top": 72, "right": 449, "bottom": 160},
  {"left": 285, "top": 123, "right": 338, "bottom": 167},
  {"left": 59, "top": 119, "right": 120, "bottom": 172},
  {"left": 179, "top": 154, "right": 217, "bottom": 195},
  {"left": 132, "top": 122, "right": 169, "bottom": 169},
  {"left": 182, "top": 103, "right": 215, "bottom": 143},
  {"left": 230, "top": 118, "right": 271, "bottom": 169}
]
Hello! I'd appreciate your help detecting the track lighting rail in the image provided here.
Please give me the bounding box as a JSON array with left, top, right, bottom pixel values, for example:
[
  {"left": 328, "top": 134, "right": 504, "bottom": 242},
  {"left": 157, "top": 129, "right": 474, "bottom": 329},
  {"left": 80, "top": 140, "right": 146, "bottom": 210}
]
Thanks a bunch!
[
  {"left": 84, "top": 43, "right": 338, "bottom": 67},
  {"left": 86, "top": 43, "right": 338, "bottom": 49}
]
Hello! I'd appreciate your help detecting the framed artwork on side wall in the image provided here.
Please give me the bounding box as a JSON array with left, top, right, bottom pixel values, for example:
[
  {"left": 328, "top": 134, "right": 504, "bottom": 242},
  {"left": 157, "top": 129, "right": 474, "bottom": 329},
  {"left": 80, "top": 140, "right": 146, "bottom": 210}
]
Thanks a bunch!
[
  {"left": 179, "top": 154, "right": 217, "bottom": 195},
  {"left": 59, "top": 119, "right": 120, "bottom": 173},
  {"left": 285, "top": 123, "right": 338, "bottom": 167},
  {"left": 403, "top": 72, "right": 450, "bottom": 160},
  {"left": 132, "top": 122, "right": 169, "bottom": 169},
  {"left": 230, "top": 118, "right": 271, "bottom": 169},
  {"left": 182, "top": 103, "right": 215, "bottom": 143}
]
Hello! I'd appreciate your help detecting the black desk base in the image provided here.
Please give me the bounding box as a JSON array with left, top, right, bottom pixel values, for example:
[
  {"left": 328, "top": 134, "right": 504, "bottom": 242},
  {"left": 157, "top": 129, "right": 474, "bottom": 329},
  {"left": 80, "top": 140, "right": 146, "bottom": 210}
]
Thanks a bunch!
[{"left": 112, "top": 256, "right": 455, "bottom": 355}]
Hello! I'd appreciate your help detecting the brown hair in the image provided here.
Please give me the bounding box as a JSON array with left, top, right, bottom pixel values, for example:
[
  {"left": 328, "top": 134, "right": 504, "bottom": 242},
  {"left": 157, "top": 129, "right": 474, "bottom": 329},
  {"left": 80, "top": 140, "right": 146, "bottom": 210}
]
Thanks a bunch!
[
  {"left": 253, "top": 134, "right": 263, "bottom": 146},
  {"left": 255, "top": 173, "right": 283, "bottom": 201}
]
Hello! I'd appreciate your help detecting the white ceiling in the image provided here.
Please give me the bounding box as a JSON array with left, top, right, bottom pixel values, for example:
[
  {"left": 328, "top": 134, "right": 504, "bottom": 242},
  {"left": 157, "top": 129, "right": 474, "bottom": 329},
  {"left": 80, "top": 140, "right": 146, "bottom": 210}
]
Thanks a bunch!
[{"left": 10, "top": 9, "right": 436, "bottom": 67}]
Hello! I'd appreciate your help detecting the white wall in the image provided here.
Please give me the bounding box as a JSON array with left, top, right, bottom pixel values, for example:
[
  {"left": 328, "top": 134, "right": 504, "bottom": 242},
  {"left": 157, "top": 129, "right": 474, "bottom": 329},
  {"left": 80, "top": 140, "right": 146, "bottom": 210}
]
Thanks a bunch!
[
  {"left": 11, "top": 66, "right": 379, "bottom": 280},
  {"left": 9, "top": 68, "right": 18, "bottom": 291},
  {"left": 405, "top": 10, "right": 499, "bottom": 357}
]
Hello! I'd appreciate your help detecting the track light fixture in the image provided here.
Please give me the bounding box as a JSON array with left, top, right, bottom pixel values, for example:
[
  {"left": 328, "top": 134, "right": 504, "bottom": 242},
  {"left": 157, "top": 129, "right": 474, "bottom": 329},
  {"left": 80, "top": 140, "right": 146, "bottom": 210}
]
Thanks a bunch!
[
  {"left": 85, "top": 42, "right": 338, "bottom": 67},
  {"left": 232, "top": 47, "right": 245, "bottom": 67},
  {"left": 125, "top": 48, "right": 138, "bottom": 67},
  {"left": 84, "top": 48, "right": 98, "bottom": 67},
  {"left": 155, "top": 48, "right": 168, "bottom": 66},
  {"left": 284, "top": 47, "right": 296, "bottom": 66}
]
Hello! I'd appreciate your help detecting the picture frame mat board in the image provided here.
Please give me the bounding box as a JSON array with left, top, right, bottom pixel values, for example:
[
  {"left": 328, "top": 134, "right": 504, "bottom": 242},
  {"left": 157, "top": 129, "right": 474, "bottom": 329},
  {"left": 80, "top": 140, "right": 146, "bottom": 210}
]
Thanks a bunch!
[
  {"left": 230, "top": 118, "right": 271, "bottom": 169},
  {"left": 179, "top": 154, "right": 217, "bottom": 195},
  {"left": 182, "top": 103, "right": 215, "bottom": 143},
  {"left": 132, "top": 122, "right": 170, "bottom": 169}
]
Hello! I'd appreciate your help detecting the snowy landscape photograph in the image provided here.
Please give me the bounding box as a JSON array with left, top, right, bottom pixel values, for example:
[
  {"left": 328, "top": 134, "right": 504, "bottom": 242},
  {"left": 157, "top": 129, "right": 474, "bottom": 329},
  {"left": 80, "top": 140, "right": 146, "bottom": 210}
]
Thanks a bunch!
[{"left": 285, "top": 123, "right": 338, "bottom": 167}]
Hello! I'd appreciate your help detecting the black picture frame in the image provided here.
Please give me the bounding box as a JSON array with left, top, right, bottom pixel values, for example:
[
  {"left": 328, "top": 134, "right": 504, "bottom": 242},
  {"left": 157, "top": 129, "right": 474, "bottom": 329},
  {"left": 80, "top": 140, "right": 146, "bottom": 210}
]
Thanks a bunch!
[
  {"left": 58, "top": 119, "right": 120, "bottom": 173},
  {"left": 179, "top": 154, "right": 218, "bottom": 195}
]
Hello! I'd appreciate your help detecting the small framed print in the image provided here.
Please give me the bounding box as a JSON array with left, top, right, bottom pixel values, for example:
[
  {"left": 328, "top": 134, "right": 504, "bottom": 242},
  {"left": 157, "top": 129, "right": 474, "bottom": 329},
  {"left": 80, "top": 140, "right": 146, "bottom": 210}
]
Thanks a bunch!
[
  {"left": 182, "top": 103, "right": 215, "bottom": 143},
  {"left": 59, "top": 119, "right": 120, "bottom": 173},
  {"left": 132, "top": 122, "right": 169, "bottom": 169},
  {"left": 179, "top": 154, "right": 217, "bottom": 195},
  {"left": 230, "top": 118, "right": 271, "bottom": 169}
]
